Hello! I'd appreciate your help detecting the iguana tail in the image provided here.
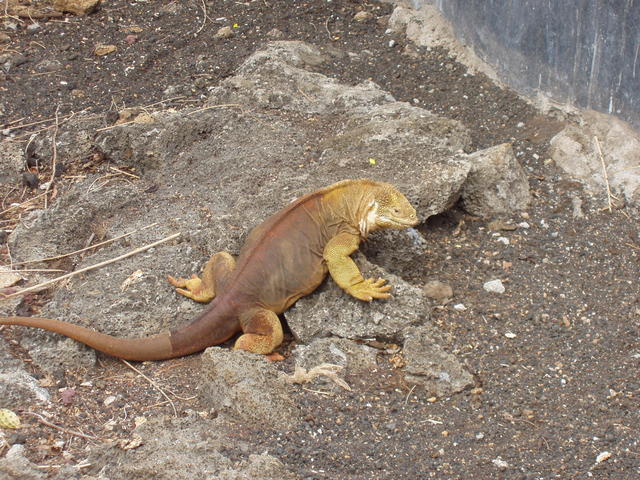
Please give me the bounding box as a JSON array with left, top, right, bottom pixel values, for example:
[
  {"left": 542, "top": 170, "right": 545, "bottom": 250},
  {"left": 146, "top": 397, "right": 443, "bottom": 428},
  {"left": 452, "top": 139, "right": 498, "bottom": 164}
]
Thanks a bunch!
[{"left": 0, "top": 301, "right": 240, "bottom": 361}]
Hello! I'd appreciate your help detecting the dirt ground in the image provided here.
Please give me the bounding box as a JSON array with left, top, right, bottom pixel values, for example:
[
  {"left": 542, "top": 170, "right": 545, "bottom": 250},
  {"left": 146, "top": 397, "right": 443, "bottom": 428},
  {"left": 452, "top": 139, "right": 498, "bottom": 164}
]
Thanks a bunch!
[{"left": 1, "top": 1, "right": 639, "bottom": 478}]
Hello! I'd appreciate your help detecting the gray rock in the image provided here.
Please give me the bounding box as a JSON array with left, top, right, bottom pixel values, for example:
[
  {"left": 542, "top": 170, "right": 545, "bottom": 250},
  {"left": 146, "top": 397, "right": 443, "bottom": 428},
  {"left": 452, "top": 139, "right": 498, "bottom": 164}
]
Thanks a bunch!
[
  {"left": 460, "top": 143, "right": 531, "bottom": 217},
  {"left": 292, "top": 337, "right": 378, "bottom": 375},
  {"left": 0, "top": 445, "right": 45, "bottom": 480},
  {"left": 549, "top": 110, "right": 640, "bottom": 205},
  {"left": 87, "top": 415, "right": 235, "bottom": 480},
  {"left": 0, "top": 340, "right": 50, "bottom": 404},
  {"left": 287, "top": 255, "right": 429, "bottom": 343},
  {"left": 0, "top": 369, "right": 50, "bottom": 405},
  {"left": 0, "top": 140, "right": 23, "bottom": 184},
  {"left": 199, "top": 348, "right": 301, "bottom": 430},
  {"left": 403, "top": 325, "right": 475, "bottom": 397},
  {"left": 210, "top": 41, "right": 393, "bottom": 115}
]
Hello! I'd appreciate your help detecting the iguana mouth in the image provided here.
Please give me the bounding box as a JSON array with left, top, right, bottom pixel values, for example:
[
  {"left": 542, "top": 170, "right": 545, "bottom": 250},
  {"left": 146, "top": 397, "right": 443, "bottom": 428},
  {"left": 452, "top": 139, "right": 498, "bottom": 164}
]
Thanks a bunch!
[{"left": 379, "top": 215, "right": 418, "bottom": 227}]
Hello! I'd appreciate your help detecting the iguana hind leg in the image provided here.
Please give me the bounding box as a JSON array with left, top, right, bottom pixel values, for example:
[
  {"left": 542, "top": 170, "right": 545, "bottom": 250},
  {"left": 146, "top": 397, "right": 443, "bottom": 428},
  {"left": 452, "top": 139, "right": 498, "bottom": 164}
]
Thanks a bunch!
[
  {"left": 167, "top": 251, "right": 236, "bottom": 303},
  {"left": 234, "top": 308, "right": 284, "bottom": 354}
]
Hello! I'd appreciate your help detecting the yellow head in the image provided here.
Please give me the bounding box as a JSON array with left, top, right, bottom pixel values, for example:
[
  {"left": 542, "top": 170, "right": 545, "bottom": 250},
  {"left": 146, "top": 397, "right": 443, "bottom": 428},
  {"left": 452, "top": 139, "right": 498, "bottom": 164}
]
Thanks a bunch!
[{"left": 359, "top": 182, "right": 418, "bottom": 236}]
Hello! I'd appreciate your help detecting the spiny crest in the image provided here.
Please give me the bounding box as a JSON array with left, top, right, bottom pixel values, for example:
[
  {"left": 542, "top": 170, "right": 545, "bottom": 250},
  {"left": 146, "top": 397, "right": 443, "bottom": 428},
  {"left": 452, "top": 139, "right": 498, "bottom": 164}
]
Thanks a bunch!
[{"left": 374, "top": 183, "right": 402, "bottom": 207}]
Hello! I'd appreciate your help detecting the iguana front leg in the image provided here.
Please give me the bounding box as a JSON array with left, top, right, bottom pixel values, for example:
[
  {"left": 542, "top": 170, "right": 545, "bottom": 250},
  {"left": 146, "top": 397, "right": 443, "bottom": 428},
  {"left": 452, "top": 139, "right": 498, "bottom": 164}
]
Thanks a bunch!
[
  {"left": 323, "top": 232, "right": 392, "bottom": 301},
  {"left": 168, "top": 251, "right": 236, "bottom": 303}
]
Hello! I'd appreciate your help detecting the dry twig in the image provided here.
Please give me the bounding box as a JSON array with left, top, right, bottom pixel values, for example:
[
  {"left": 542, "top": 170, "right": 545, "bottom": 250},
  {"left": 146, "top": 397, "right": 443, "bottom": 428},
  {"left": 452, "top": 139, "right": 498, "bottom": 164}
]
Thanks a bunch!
[
  {"left": 0, "top": 191, "right": 48, "bottom": 216},
  {"left": 404, "top": 384, "right": 416, "bottom": 405},
  {"left": 2, "top": 111, "right": 76, "bottom": 134},
  {"left": 26, "top": 411, "right": 98, "bottom": 441},
  {"left": 9, "top": 223, "right": 158, "bottom": 266},
  {"left": 43, "top": 105, "right": 60, "bottom": 209},
  {"left": 109, "top": 166, "right": 140, "bottom": 179},
  {"left": 185, "top": 103, "right": 241, "bottom": 116},
  {"left": 120, "top": 360, "right": 178, "bottom": 417},
  {"left": 5, "top": 268, "right": 65, "bottom": 273},
  {"left": 2, "top": 232, "right": 180, "bottom": 298},
  {"left": 196, "top": 0, "right": 208, "bottom": 35}
]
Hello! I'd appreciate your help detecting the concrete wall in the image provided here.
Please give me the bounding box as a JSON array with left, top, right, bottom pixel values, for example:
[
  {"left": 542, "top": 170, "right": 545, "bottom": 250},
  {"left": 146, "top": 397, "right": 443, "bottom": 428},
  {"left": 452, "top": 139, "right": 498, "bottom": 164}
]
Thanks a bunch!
[{"left": 413, "top": 0, "right": 640, "bottom": 128}]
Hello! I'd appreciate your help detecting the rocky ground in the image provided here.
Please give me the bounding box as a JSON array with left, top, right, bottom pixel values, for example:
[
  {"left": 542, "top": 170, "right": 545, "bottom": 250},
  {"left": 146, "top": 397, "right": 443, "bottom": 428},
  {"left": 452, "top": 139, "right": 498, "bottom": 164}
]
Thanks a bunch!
[{"left": 0, "top": 1, "right": 639, "bottom": 479}]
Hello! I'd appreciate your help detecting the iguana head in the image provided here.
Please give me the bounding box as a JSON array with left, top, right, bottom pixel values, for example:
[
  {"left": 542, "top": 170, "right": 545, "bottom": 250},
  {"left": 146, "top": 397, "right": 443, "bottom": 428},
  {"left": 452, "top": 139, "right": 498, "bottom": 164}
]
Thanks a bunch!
[{"left": 360, "top": 182, "right": 418, "bottom": 235}]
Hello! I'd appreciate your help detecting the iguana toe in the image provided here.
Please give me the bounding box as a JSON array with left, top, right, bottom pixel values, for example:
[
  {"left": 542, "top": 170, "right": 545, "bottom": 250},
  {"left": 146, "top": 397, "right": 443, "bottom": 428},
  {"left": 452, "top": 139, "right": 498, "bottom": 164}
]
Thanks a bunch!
[
  {"left": 348, "top": 278, "right": 392, "bottom": 301},
  {"left": 167, "top": 274, "right": 214, "bottom": 303}
]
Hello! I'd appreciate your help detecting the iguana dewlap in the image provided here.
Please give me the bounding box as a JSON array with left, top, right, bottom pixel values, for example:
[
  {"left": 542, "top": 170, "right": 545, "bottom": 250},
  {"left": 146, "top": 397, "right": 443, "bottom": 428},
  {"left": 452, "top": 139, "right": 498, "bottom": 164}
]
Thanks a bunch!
[{"left": 0, "top": 179, "right": 418, "bottom": 361}]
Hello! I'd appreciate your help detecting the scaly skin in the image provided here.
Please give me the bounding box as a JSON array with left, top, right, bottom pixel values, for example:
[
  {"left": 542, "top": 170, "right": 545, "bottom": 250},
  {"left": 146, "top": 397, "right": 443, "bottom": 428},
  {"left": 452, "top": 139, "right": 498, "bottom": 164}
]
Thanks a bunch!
[{"left": 0, "top": 179, "right": 418, "bottom": 361}]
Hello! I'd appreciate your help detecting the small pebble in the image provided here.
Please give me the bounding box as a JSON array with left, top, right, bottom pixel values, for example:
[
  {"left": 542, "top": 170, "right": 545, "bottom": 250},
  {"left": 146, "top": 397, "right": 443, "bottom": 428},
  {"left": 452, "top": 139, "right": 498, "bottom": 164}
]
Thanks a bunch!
[
  {"left": 453, "top": 303, "right": 467, "bottom": 311},
  {"left": 483, "top": 279, "right": 505, "bottom": 294},
  {"left": 388, "top": 39, "right": 396, "bottom": 48},
  {"left": 492, "top": 457, "right": 509, "bottom": 470},
  {"left": 215, "top": 26, "right": 234, "bottom": 39},
  {"left": 504, "top": 332, "right": 516, "bottom": 339},
  {"left": 497, "top": 236, "right": 510, "bottom": 245},
  {"left": 26, "top": 23, "right": 41, "bottom": 34},
  {"left": 22, "top": 172, "right": 39, "bottom": 189},
  {"left": 354, "top": 11, "right": 374, "bottom": 23},
  {"left": 517, "top": 221, "right": 530, "bottom": 229}
]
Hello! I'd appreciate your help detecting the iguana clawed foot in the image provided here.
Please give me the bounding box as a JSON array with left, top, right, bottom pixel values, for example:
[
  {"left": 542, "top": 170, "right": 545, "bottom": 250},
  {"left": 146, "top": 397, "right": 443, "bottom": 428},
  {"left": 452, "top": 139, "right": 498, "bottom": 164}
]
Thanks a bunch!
[
  {"left": 167, "top": 274, "right": 215, "bottom": 303},
  {"left": 347, "top": 277, "right": 392, "bottom": 301}
]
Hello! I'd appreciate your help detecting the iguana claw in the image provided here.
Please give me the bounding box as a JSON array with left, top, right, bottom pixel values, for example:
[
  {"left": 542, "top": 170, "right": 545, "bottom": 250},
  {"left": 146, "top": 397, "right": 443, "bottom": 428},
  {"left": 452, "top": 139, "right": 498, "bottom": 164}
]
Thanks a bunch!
[
  {"left": 167, "top": 274, "right": 214, "bottom": 303},
  {"left": 347, "top": 277, "right": 392, "bottom": 301}
]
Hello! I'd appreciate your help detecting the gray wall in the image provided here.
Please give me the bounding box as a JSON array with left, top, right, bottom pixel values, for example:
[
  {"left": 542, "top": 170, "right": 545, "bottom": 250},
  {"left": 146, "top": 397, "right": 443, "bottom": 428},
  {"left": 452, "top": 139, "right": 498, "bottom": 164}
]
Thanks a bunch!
[{"left": 417, "top": 0, "right": 640, "bottom": 128}]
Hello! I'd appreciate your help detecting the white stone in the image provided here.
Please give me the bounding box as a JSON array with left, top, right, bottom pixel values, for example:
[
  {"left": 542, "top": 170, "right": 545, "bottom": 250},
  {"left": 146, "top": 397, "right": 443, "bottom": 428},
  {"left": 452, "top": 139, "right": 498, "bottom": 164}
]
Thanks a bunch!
[{"left": 483, "top": 279, "right": 505, "bottom": 294}]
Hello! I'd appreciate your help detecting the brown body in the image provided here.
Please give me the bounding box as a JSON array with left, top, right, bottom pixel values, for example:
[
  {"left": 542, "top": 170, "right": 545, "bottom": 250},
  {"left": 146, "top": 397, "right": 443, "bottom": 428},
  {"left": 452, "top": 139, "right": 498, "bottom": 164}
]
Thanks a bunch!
[{"left": 0, "top": 179, "right": 418, "bottom": 361}]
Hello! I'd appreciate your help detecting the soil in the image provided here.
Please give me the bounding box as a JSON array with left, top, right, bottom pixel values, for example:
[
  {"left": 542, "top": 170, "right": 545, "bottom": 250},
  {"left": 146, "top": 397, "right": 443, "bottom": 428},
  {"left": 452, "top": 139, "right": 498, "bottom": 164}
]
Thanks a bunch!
[{"left": 1, "top": 1, "right": 639, "bottom": 479}]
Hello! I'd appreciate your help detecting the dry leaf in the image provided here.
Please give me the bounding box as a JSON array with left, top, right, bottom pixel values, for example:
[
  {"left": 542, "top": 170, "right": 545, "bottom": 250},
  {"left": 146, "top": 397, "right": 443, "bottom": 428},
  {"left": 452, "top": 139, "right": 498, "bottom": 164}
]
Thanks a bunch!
[
  {"left": 134, "top": 416, "right": 147, "bottom": 428},
  {"left": 121, "top": 269, "right": 144, "bottom": 291},
  {"left": 120, "top": 26, "right": 143, "bottom": 33},
  {"left": 133, "top": 113, "right": 155, "bottom": 124},
  {"left": 389, "top": 353, "right": 406, "bottom": 369},
  {"left": 0, "top": 266, "right": 22, "bottom": 289},
  {"left": 285, "top": 363, "right": 351, "bottom": 391},
  {"left": 119, "top": 434, "right": 143, "bottom": 450},
  {"left": 94, "top": 44, "right": 117, "bottom": 56}
]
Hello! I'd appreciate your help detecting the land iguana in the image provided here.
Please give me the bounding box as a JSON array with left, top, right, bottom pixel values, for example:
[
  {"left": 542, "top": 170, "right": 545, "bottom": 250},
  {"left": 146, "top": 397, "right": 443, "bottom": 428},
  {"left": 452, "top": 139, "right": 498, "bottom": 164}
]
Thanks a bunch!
[{"left": 0, "top": 179, "right": 418, "bottom": 361}]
